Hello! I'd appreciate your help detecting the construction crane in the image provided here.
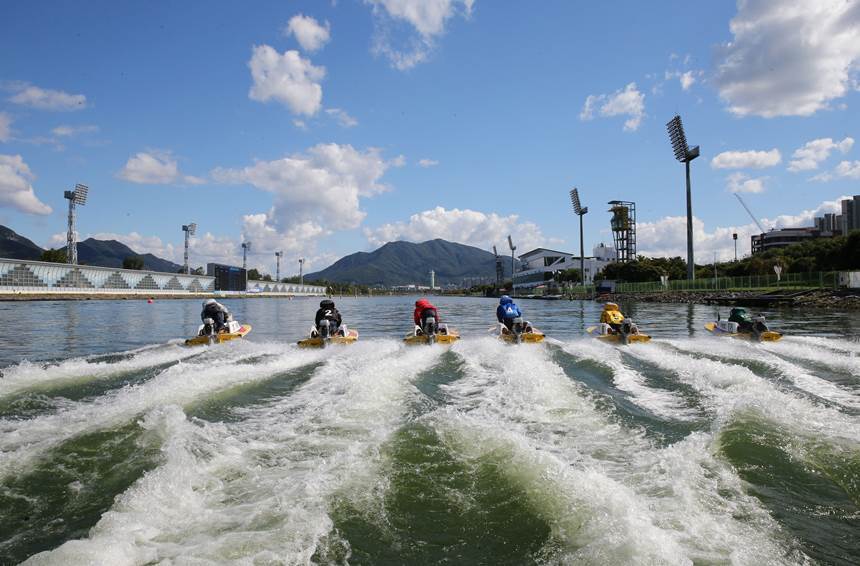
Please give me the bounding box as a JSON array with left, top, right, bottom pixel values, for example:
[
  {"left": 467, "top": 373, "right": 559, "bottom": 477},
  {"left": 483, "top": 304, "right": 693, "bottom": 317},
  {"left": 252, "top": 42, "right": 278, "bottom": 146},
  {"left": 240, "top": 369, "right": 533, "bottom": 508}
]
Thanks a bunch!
[{"left": 734, "top": 193, "right": 766, "bottom": 234}]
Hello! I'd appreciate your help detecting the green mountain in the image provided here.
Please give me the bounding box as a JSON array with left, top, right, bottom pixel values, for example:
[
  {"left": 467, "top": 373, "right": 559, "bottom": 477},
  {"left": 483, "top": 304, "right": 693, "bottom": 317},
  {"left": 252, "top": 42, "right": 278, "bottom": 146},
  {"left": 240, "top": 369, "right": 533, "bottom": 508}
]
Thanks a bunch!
[
  {"left": 0, "top": 225, "right": 183, "bottom": 272},
  {"left": 0, "top": 225, "right": 43, "bottom": 259},
  {"left": 305, "top": 239, "right": 514, "bottom": 286}
]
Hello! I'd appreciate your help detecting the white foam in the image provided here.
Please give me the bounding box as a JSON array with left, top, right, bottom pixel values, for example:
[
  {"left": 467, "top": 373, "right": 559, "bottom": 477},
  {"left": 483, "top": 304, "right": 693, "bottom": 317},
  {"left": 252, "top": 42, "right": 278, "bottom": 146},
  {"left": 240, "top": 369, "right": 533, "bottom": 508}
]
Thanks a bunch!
[
  {"left": 25, "top": 340, "right": 444, "bottom": 564},
  {"left": 761, "top": 339, "right": 860, "bottom": 378},
  {"left": 559, "top": 338, "right": 700, "bottom": 421},
  {"left": 431, "top": 338, "right": 799, "bottom": 564},
  {"left": 663, "top": 338, "right": 860, "bottom": 410},
  {"left": 0, "top": 341, "right": 327, "bottom": 479},
  {"left": 0, "top": 343, "right": 201, "bottom": 400}
]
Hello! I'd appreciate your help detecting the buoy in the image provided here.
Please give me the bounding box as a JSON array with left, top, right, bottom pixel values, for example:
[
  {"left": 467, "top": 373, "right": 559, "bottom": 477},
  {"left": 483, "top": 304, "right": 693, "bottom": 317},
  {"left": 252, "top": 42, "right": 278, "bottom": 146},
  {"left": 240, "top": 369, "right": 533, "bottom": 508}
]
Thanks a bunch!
[{"left": 147, "top": 298, "right": 154, "bottom": 304}]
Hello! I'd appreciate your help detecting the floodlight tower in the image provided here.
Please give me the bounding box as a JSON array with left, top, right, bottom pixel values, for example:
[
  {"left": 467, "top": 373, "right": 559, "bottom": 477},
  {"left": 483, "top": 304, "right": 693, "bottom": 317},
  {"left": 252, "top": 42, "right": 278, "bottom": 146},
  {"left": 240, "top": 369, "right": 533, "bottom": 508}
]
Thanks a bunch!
[
  {"left": 570, "top": 188, "right": 588, "bottom": 285},
  {"left": 275, "top": 251, "right": 283, "bottom": 281},
  {"left": 493, "top": 245, "right": 503, "bottom": 291},
  {"left": 507, "top": 235, "right": 517, "bottom": 293},
  {"left": 182, "top": 222, "right": 197, "bottom": 274},
  {"left": 298, "top": 257, "right": 304, "bottom": 286},
  {"left": 608, "top": 200, "right": 637, "bottom": 262},
  {"left": 63, "top": 184, "right": 88, "bottom": 265},
  {"left": 666, "top": 115, "right": 700, "bottom": 280},
  {"left": 241, "top": 241, "right": 251, "bottom": 270}
]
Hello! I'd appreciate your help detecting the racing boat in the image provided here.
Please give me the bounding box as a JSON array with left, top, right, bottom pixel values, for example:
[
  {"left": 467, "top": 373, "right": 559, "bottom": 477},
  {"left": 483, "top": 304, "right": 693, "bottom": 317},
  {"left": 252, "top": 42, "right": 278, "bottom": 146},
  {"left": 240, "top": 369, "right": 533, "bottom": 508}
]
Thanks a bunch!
[
  {"left": 704, "top": 318, "right": 782, "bottom": 342},
  {"left": 297, "top": 319, "right": 359, "bottom": 348},
  {"left": 404, "top": 315, "right": 460, "bottom": 345},
  {"left": 586, "top": 321, "right": 651, "bottom": 344},
  {"left": 497, "top": 317, "right": 545, "bottom": 344},
  {"left": 185, "top": 319, "right": 252, "bottom": 346}
]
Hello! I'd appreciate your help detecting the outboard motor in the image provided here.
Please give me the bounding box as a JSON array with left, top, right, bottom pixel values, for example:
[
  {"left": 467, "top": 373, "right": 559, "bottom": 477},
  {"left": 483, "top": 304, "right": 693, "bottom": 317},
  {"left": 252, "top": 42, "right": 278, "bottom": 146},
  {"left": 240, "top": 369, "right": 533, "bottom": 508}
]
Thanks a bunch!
[
  {"left": 751, "top": 315, "right": 768, "bottom": 341},
  {"left": 620, "top": 319, "right": 638, "bottom": 345},
  {"left": 511, "top": 316, "right": 525, "bottom": 343},
  {"left": 201, "top": 317, "right": 216, "bottom": 337},
  {"left": 318, "top": 319, "right": 333, "bottom": 340},
  {"left": 422, "top": 315, "right": 438, "bottom": 337}
]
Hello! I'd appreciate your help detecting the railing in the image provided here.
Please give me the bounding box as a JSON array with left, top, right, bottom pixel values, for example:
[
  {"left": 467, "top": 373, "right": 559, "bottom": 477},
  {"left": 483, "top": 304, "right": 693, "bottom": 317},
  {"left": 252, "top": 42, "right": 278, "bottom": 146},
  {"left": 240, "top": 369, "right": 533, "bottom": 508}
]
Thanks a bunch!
[
  {"left": 0, "top": 258, "right": 326, "bottom": 296},
  {"left": 611, "top": 271, "right": 839, "bottom": 294}
]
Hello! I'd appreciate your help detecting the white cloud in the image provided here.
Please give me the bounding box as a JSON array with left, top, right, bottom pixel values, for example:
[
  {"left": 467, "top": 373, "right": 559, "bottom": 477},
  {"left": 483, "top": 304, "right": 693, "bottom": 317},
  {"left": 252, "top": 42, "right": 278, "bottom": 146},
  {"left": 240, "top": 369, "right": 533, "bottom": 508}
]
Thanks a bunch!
[
  {"left": 325, "top": 107, "right": 358, "bottom": 127},
  {"left": 363, "top": 206, "right": 562, "bottom": 252},
  {"left": 117, "top": 151, "right": 205, "bottom": 185},
  {"left": 726, "top": 172, "right": 766, "bottom": 193},
  {"left": 248, "top": 45, "right": 325, "bottom": 116},
  {"left": 389, "top": 154, "right": 407, "bottom": 167},
  {"left": 579, "top": 83, "right": 645, "bottom": 131},
  {"left": 679, "top": 70, "right": 696, "bottom": 91},
  {"left": 664, "top": 69, "right": 700, "bottom": 91},
  {"left": 716, "top": 0, "right": 860, "bottom": 117},
  {"left": 212, "top": 144, "right": 393, "bottom": 262},
  {"left": 835, "top": 160, "right": 860, "bottom": 179},
  {"left": 7, "top": 84, "right": 86, "bottom": 111},
  {"left": 788, "top": 137, "right": 854, "bottom": 171},
  {"left": 51, "top": 124, "right": 98, "bottom": 137},
  {"left": 284, "top": 14, "right": 331, "bottom": 52},
  {"left": 293, "top": 119, "right": 308, "bottom": 130},
  {"left": 0, "top": 154, "right": 53, "bottom": 215},
  {"left": 367, "top": 0, "right": 475, "bottom": 70},
  {"left": 638, "top": 196, "right": 851, "bottom": 261},
  {"left": 418, "top": 158, "right": 439, "bottom": 167},
  {"left": 711, "top": 149, "right": 781, "bottom": 169},
  {"left": 0, "top": 112, "right": 12, "bottom": 142}
]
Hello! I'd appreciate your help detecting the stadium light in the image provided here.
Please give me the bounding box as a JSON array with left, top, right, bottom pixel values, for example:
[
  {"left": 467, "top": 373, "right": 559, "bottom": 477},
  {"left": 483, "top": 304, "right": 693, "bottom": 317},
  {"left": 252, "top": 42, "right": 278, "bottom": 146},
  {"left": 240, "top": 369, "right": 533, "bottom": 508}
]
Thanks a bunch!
[
  {"left": 666, "top": 115, "right": 700, "bottom": 280},
  {"left": 570, "top": 188, "right": 588, "bottom": 285},
  {"left": 182, "top": 222, "right": 197, "bottom": 274},
  {"left": 298, "top": 257, "right": 305, "bottom": 287},
  {"left": 275, "top": 251, "right": 283, "bottom": 282},
  {"left": 507, "top": 235, "right": 517, "bottom": 293},
  {"left": 241, "top": 241, "right": 251, "bottom": 270},
  {"left": 63, "top": 183, "right": 89, "bottom": 265}
]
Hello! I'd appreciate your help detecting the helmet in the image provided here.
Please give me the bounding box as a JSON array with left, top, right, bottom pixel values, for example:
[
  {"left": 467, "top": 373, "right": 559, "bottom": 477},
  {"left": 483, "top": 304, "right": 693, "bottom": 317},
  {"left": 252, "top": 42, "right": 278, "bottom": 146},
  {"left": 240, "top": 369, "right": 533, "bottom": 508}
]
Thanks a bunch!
[
  {"left": 320, "top": 299, "right": 335, "bottom": 308},
  {"left": 730, "top": 307, "right": 747, "bottom": 315},
  {"left": 603, "top": 302, "right": 619, "bottom": 310},
  {"left": 203, "top": 298, "right": 216, "bottom": 307},
  {"left": 499, "top": 295, "right": 512, "bottom": 305}
]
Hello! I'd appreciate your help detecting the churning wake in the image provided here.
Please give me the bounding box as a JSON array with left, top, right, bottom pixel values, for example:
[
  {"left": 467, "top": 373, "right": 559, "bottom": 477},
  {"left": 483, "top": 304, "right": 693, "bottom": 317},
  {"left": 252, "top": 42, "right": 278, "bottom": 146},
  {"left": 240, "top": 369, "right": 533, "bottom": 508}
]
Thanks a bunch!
[{"left": 2, "top": 333, "right": 858, "bottom": 564}]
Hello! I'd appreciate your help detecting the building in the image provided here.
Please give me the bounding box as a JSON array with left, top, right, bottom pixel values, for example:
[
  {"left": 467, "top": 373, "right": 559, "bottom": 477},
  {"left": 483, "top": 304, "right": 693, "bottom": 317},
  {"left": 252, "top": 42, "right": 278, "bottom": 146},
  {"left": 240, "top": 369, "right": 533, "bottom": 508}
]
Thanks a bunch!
[
  {"left": 753, "top": 195, "right": 859, "bottom": 254},
  {"left": 512, "top": 244, "right": 615, "bottom": 293}
]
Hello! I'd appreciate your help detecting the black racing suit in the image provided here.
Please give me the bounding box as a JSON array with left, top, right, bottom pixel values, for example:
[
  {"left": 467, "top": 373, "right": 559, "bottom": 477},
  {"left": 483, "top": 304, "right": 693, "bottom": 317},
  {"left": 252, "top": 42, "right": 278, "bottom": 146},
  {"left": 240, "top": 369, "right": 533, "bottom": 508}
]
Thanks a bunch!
[
  {"left": 315, "top": 307, "right": 343, "bottom": 336},
  {"left": 202, "top": 303, "right": 230, "bottom": 332}
]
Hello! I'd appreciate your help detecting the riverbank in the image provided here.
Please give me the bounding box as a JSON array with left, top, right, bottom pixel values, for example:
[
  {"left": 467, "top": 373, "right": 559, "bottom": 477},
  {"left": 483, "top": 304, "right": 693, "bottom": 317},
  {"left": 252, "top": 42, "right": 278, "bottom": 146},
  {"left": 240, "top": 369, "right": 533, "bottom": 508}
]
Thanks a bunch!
[
  {"left": 0, "top": 292, "right": 322, "bottom": 301},
  {"left": 599, "top": 288, "right": 860, "bottom": 309}
]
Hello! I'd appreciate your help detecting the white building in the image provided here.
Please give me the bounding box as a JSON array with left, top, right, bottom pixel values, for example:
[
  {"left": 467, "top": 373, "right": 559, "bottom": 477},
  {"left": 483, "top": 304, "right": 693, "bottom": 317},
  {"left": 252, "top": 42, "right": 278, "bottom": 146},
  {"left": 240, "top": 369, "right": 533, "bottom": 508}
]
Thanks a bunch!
[{"left": 512, "top": 243, "right": 616, "bottom": 293}]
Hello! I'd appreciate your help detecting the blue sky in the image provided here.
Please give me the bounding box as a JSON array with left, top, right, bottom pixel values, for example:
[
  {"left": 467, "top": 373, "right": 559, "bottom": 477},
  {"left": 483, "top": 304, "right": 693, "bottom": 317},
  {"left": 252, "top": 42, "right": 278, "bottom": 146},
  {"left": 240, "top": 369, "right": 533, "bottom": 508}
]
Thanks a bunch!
[{"left": 1, "top": 0, "right": 859, "bottom": 276}]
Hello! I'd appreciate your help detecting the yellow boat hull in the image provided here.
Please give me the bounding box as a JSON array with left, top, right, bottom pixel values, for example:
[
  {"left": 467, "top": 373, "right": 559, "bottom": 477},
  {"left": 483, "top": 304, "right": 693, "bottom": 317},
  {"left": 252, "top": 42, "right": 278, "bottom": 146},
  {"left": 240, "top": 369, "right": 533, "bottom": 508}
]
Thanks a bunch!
[
  {"left": 404, "top": 332, "right": 460, "bottom": 345},
  {"left": 298, "top": 329, "right": 359, "bottom": 348},
  {"left": 185, "top": 324, "right": 252, "bottom": 346},
  {"left": 586, "top": 326, "right": 651, "bottom": 344},
  {"left": 704, "top": 322, "right": 782, "bottom": 342},
  {"left": 499, "top": 330, "right": 545, "bottom": 344}
]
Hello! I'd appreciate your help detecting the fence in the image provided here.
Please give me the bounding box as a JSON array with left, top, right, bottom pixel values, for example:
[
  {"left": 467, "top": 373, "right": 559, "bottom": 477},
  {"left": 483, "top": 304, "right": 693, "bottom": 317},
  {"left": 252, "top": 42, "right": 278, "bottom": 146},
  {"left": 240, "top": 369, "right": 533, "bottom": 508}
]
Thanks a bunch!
[
  {"left": 0, "top": 258, "right": 326, "bottom": 296},
  {"left": 554, "top": 271, "right": 840, "bottom": 296}
]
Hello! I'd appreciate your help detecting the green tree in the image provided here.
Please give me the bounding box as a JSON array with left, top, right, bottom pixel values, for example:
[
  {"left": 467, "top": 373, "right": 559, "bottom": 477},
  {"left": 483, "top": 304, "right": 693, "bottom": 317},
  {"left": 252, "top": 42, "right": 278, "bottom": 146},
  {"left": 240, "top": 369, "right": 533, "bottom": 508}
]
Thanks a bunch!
[
  {"left": 40, "top": 248, "right": 66, "bottom": 263},
  {"left": 123, "top": 255, "right": 144, "bottom": 270},
  {"left": 557, "top": 268, "right": 582, "bottom": 283},
  {"left": 247, "top": 268, "right": 263, "bottom": 280}
]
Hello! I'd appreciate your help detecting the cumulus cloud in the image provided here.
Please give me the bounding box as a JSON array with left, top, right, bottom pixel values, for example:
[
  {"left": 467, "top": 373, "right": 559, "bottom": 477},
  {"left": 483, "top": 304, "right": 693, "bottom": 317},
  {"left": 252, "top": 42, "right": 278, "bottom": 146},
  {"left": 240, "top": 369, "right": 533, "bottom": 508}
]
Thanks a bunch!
[
  {"left": 726, "top": 172, "right": 766, "bottom": 193},
  {"left": 711, "top": 149, "right": 781, "bottom": 169},
  {"left": 787, "top": 137, "right": 854, "bottom": 171},
  {"left": 664, "top": 69, "right": 700, "bottom": 91},
  {"left": 638, "top": 196, "right": 851, "bottom": 261},
  {"left": 367, "top": 0, "right": 475, "bottom": 70},
  {"left": 0, "top": 154, "right": 53, "bottom": 215},
  {"left": 7, "top": 83, "right": 86, "bottom": 111},
  {"left": 284, "top": 14, "right": 331, "bottom": 52},
  {"left": 580, "top": 83, "right": 645, "bottom": 131},
  {"left": 248, "top": 45, "right": 326, "bottom": 115},
  {"left": 715, "top": 0, "right": 860, "bottom": 117},
  {"left": 51, "top": 124, "right": 98, "bottom": 137},
  {"left": 363, "top": 206, "right": 562, "bottom": 252},
  {"left": 212, "top": 143, "right": 393, "bottom": 264},
  {"left": 835, "top": 160, "right": 860, "bottom": 179},
  {"left": 0, "top": 112, "right": 12, "bottom": 142},
  {"left": 325, "top": 107, "right": 358, "bottom": 127},
  {"left": 418, "top": 158, "right": 439, "bottom": 167},
  {"left": 117, "top": 151, "right": 205, "bottom": 185}
]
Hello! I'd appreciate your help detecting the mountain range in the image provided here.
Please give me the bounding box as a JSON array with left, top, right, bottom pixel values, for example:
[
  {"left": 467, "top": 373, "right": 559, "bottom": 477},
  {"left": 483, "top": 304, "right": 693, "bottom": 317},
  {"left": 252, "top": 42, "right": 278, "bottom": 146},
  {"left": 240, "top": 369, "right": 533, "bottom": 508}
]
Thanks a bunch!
[
  {"left": 305, "top": 239, "right": 514, "bottom": 286},
  {"left": 0, "top": 225, "right": 183, "bottom": 272}
]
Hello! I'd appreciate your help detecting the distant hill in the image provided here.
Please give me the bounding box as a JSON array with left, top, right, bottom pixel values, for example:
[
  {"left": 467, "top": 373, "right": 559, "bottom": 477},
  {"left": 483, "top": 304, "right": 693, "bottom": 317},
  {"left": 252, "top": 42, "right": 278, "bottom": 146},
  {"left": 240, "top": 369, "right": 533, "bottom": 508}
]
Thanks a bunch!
[
  {"left": 0, "top": 225, "right": 43, "bottom": 260},
  {"left": 305, "top": 239, "right": 514, "bottom": 286},
  {"left": 0, "top": 225, "right": 183, "bottom": 272}
]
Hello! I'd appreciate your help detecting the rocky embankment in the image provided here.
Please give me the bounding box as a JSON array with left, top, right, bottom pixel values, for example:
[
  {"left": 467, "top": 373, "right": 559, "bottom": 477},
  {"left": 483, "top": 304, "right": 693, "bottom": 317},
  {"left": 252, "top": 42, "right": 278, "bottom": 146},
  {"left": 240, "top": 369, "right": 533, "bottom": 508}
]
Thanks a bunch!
[{"left": 603, "top": 289, "right": 860, "bottom": 309}]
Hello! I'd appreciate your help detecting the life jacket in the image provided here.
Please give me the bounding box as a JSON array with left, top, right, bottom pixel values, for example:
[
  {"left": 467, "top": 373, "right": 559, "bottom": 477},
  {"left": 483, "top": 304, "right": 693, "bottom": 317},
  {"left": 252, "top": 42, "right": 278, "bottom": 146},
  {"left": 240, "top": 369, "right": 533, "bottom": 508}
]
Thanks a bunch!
[{"left": 601, "top": 308, "right": 624, "bottom": 325}]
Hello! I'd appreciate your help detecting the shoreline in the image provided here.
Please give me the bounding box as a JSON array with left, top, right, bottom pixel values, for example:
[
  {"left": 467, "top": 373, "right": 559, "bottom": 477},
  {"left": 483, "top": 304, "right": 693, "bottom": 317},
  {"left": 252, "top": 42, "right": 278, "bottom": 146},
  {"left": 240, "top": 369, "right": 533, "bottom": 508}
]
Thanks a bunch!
[
  {"left": 598, "top": 288, "right": 860, "bottom": 310},
  {"left": 0, "top": 293, "right": 322, "bottom": 301}
]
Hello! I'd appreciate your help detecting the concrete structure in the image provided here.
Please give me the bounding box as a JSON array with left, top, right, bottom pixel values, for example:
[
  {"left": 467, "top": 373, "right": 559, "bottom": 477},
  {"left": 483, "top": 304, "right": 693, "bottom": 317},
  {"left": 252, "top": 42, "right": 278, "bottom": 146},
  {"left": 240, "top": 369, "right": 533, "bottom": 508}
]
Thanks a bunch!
[
  {"left": 842, "top": 195, "right": 860, "bottom": 236},
  {"left": 0, "top": 258, "right": 326, "bottom": 297},
  {"left": 754, "top": 195, "right": 860, "bottom": 254},
  {"left": 512, "top": 244, "right": 615, "bottom": 292}
]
